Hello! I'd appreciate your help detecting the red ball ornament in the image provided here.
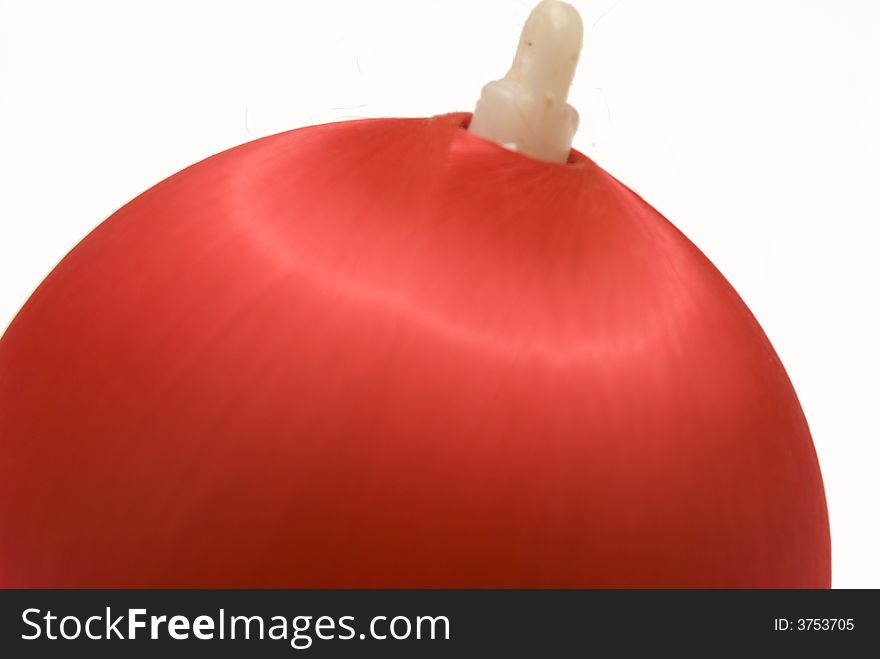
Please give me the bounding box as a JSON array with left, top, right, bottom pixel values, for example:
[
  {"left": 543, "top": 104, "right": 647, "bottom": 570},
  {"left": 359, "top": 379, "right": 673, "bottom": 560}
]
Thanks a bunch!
[
  {"left": 0, "top": 2, "right": 829, "bottom": 587},
  {"left": 0, "top": 112, "right": 829, "bottom": 587}
]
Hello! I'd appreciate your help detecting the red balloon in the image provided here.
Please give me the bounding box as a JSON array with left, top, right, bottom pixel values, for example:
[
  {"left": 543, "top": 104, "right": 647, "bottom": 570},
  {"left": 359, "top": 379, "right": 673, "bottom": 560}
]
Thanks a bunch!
[{"left": 0, "top": 113, "right": 829, "bottom": 587}]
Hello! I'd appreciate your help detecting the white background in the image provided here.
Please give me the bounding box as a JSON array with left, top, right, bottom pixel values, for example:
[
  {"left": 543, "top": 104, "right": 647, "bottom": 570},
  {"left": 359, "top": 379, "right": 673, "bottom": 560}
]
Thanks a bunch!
[{"left": 1, "top": 0, "right": 878, "bottom": 587}]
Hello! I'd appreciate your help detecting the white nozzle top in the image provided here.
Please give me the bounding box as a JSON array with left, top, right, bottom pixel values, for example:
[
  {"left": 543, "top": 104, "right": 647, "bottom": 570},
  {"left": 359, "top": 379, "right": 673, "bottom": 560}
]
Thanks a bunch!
[{"left": 468, "top": 0, "right": 583, "bottom": 163}]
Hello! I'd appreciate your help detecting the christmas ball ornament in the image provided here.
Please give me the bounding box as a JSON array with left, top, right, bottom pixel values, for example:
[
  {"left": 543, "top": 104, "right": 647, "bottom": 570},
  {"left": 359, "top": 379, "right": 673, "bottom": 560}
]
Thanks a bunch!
[{"left": 0, "top": 1, "right": 829, "bottom": 587}]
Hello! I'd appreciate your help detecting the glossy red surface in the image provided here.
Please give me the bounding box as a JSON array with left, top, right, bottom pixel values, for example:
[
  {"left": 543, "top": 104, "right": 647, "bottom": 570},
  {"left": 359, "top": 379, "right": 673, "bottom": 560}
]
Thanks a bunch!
[{"left": 0, "top": 113, "right": 829, "bottom": 587}]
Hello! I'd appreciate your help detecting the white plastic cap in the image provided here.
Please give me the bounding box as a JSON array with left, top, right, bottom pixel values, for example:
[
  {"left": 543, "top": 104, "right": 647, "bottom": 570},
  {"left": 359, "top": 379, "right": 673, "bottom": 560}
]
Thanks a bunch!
[{"left": 468, "top": 0, "right": 583, "bottom": 163}]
